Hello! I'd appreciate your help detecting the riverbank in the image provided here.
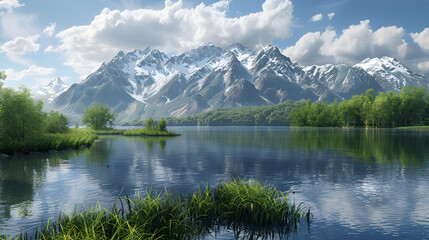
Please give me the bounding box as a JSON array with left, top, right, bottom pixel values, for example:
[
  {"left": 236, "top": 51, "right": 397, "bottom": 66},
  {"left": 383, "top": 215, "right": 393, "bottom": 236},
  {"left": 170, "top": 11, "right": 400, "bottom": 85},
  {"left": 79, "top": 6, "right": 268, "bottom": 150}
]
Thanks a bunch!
[
  {"left": 3, "top": 179, "right": 310, "bottom": 240},
  {"left": 0, "top": 129, "right": 97, "bottom": 155}
]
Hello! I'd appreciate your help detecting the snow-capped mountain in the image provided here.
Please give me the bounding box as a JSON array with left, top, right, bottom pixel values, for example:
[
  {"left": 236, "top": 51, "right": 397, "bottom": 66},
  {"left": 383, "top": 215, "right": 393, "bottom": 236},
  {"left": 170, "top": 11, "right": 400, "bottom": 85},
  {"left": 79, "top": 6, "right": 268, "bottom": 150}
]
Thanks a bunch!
[
  {"left": 354, "top": 57, "right": 428, "bottom": 92},
  {"left": 303, "top": 64, "right": 384, "bottom": 99},
  {"left": 34, "top": 77, "right": 69, "bottom": 103},
  {"left": 52, "top": 43, "right": 428, "bottom": 122}
]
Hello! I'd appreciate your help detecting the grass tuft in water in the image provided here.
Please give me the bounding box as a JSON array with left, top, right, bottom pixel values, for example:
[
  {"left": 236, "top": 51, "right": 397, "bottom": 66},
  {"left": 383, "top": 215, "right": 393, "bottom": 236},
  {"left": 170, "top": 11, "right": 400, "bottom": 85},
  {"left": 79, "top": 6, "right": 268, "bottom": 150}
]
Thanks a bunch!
[{"left": 2, "top": 179, "right": 310, "bottom": 240}]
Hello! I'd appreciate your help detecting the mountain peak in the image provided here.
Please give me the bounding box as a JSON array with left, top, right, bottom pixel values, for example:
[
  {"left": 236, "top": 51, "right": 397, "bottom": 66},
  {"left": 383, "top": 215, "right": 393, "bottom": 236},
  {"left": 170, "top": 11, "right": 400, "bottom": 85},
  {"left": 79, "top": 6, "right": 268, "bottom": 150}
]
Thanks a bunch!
[{"left": 34, "top": 77, "right": 69, "bottom": 103}]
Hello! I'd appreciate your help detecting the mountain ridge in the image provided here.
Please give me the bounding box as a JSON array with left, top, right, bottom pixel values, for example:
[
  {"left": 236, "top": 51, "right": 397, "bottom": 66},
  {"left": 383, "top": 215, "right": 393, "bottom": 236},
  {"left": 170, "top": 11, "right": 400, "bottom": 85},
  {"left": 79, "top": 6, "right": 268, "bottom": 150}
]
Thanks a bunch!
[{"left": 51, "top": 43, "right": 429, "bottom": 122}]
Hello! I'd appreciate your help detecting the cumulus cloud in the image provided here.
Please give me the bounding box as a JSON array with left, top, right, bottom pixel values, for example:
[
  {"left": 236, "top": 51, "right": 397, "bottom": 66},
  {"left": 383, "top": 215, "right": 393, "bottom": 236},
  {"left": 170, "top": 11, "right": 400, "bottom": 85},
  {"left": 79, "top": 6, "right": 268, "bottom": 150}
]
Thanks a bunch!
[
  {"left": 55, "top": 0, "right": 294, "bottom": 77},
  {"left": 311, "top": 13, "right": 323, "bottom": 22},
  {"left": 284, "top": 20, "right": 417, "bottom": 66},
  {"left": 410, "top": 28, "right": 429, "bottom": 51},
  {"left": 328, "top": 12, "right": 335, "bottom": 20},
  {"left": 4, "top": 65, "right": 56, "bottom": 81},
  {"left": 0, "top": 35, "right": 40, "bottom": 54},
  {"left": 0, "top": 0, "right": 23, "bottom": 12},
  {"left": 43, "top": 23, "right": 56, "bottom": 37}
]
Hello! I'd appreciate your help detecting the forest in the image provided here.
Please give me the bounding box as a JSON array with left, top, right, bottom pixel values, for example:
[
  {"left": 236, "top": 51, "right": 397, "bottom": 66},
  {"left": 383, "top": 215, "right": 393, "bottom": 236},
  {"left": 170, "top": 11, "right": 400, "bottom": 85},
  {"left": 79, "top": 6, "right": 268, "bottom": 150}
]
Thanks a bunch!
[
  {"left": 164, "top": 86, "right": 429, "bottom": 128},
  {"left": 288, "top": 86, "right": 429, "bottom": 128}
]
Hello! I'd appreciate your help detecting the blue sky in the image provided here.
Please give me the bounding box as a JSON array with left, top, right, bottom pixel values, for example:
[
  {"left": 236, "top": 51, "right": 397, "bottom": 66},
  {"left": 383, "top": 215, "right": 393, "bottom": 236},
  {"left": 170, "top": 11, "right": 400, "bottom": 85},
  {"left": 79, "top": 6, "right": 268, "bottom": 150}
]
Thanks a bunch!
[{"left": 1, "top": 0, "right": 429, "bottom": 89}]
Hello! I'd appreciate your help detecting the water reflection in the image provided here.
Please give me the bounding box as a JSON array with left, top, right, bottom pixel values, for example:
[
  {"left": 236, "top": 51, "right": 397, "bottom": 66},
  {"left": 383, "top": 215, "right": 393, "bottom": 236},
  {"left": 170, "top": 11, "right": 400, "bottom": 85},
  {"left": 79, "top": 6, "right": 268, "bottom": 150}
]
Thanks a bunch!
[{"left": 1, "top": 127, "right": 429, "bottom": 239}]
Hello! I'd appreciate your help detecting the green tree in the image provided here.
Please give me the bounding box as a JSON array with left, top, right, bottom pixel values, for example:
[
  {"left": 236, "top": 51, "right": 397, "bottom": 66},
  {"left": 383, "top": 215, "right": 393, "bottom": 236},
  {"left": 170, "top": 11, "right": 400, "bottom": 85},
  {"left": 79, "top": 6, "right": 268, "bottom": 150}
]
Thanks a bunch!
[
  {"left": 82, "top": 104, "right": 115, "bottom": 130},
  {"left": 0, "top": 71, "right": 5, "bottom": 88},
  {"left": 0, "top": 87, "right": 45, "bottom": 139},
  {"left": 75, "top": 122, "right": 79, "bottom": 129},
  {"left": 46, "top": 110, "right": 69, "bottom": 133},
  {"left": 145, "top": 117, "right": 154, "bottom": 130},
  {"left": 158, "top": 117, "right": 167, "bottom": 131}
]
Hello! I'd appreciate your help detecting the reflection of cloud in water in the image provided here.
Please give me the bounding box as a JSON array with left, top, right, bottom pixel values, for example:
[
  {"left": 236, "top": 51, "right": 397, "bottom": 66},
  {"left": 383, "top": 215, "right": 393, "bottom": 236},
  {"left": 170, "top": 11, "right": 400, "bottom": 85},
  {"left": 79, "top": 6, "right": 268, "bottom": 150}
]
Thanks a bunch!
[
  {"left": 411, "top": 179, "right": 429, "bottom": 226},
  {"left": 294, "top": 176, "right": 412, "bottom": 236}
]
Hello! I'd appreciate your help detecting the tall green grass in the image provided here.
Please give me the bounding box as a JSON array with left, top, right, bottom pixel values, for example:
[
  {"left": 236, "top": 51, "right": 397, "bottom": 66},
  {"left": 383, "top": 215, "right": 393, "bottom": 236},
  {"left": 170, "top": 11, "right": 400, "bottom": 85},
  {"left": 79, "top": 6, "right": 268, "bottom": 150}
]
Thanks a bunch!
[
  {"left": 0, "top": 129, "right": 97, "bottom": 155},
  {"left": 2, "top": 179, "right": 310, "bottom": 240},
  {"left": 123, "top": 128, "right": 180, "bottom": 136}
]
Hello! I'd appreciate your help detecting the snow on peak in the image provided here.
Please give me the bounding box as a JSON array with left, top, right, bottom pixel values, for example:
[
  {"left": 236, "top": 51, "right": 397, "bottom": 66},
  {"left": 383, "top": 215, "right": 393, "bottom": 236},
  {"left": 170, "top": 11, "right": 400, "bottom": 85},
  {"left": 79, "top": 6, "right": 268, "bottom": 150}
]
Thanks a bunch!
[
  {"left": 354, "top": 56, "right": 410, "bottom": 76},
  {"left": 34, "top": 77, "right": 69, "bottom": 103}
]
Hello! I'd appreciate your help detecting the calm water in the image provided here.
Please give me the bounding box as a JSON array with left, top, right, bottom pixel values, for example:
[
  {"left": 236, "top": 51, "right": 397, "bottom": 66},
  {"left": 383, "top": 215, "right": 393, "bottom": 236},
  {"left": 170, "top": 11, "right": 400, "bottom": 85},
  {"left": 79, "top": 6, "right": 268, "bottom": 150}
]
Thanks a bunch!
[{"left": 1, "top": 127, "right": 429, "bottom": 239}]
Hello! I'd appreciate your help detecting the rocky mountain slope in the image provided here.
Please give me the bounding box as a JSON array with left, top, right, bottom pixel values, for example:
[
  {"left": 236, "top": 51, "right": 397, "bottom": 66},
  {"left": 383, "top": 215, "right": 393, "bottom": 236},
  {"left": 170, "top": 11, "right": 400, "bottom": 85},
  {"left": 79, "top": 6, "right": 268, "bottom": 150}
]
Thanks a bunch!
[{"left": 52, "top": 43, "right": 428, "bottom": 122}]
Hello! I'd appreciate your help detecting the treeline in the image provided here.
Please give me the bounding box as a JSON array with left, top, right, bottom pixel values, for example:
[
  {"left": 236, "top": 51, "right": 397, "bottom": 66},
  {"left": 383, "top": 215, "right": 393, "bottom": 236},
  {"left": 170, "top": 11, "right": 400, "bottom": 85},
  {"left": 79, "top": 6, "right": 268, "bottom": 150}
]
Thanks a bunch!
[
  {"left": 0, "top": 72, "right": 96, "bottom": 154},
  {"left": 166, "top": 101, "right": 305, "bottom": 126},
  {"left": 288, "top": 86, "right": 429, "bottom": 128}
]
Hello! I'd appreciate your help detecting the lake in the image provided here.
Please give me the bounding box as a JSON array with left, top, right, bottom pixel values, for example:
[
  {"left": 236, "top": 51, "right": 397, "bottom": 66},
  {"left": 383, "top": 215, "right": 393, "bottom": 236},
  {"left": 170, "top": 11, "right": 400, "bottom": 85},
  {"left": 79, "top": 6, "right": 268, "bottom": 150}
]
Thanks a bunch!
[{"left": 1, "top": 126, "right": 429, "bottom": 239}]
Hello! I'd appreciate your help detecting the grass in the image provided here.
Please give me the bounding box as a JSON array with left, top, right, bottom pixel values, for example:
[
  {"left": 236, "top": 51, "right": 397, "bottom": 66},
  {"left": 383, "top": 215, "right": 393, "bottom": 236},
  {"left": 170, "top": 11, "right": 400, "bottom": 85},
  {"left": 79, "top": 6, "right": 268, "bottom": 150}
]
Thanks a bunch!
[
  {"left": 92, "top": 128, "right": 180, "bottom": 136},
  {"left": 2, "top": 179, "right": 310, "bottom": 240},
  {"left": 93, "top": 129, "right": 126, "bottom": 135},
  {"left": 123, "top": 128, "right": 180, "bottom": 136},
  {"left": 396, "top": 125, "right": 429, "bottom": 129},
  {"left": 0, "top": 129, "right": 97, "bottom": 155}
]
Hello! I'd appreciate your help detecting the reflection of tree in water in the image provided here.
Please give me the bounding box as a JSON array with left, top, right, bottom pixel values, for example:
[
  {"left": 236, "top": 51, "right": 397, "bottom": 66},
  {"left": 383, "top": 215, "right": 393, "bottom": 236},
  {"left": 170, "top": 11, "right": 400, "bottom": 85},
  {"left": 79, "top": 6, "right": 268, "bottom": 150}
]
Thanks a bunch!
[
  {"left": 0, "top": 150, "right": 84, "bottom": 223},
  {"left": 192, "top": 128, "right": 429, "bottom": 166}
]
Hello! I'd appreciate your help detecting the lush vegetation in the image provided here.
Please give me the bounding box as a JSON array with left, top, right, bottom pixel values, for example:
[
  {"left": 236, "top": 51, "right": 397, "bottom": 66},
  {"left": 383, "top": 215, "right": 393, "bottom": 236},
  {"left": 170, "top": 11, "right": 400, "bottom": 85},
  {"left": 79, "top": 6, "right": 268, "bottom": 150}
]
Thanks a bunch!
[
  {"left": 82, "top": 104, "right": 115, "bottom": 130},
  {"left": 164, "top": 101, "right": 304, "bottom": 126},
  {"left": 0, "top": 73, "right": 97, "bottom": 154},
  {"left": 288, "top": 87, "right": 429, "bottom": 128},
  {"left": 5, "top": 179, "right": 310, "bottom": 240},
  {"left": 123, "top": 128, "right": 179, "bottom": 136}
]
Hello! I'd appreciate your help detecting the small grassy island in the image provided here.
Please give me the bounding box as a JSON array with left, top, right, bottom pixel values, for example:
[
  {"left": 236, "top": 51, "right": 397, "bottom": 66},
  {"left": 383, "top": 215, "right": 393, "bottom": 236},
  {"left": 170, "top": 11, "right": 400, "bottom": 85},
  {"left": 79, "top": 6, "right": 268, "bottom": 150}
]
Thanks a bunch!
[{"left": 4, "top": 179, "right": 310, "bottom": 240}]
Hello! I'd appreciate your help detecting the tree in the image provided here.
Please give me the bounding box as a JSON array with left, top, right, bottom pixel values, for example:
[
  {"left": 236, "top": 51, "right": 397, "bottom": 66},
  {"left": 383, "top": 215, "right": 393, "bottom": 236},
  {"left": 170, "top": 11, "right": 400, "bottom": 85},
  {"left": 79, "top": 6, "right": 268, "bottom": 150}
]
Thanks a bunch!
[
  {"left": 0, "top": 71, "right": 5, "bottom": 88},
  {"left": 145, "top": 117, "right": 154, "bottom": 130},
  {"left": 0, "top": 87, "right": 45, "bottom": 139},
  {"left": 46, "top": 110, "right": 69, "bottom": 133},
  {"left": 158, "top": 117, "right": 167, "bottom": 131},
  {"left": 82, "top": 104, "right": 115, "bottom": 130},
  {"left": 75, "top": 122, "right": 79, "bottom": 129}
]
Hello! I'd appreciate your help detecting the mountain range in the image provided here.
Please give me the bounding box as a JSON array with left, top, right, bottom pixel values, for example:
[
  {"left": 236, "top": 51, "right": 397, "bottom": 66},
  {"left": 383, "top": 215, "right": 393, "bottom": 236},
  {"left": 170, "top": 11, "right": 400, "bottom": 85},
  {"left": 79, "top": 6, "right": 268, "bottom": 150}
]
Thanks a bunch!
[
  {"left": 34, "top": 77, "right": 69, "bottom": 104},
  {"left": 48, "top": 43, "right": 429, "bottom": 122}
]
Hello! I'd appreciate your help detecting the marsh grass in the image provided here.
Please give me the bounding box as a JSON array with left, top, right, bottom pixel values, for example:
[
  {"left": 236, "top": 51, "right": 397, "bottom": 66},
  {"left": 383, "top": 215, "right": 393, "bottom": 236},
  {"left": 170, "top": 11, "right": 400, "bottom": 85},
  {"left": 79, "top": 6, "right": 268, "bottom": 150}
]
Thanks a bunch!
[
  {"left": 0, "top": 129, "right": 97, "bottom": 155},
  {"left": 123, "top": 128, "right": 180, "bottom": 136},
  {"left": 3, "top": 179, "right": 310, "bottom": 240},
  {"left": 94, "top": 129, "right": 125, "bottom": 135}
]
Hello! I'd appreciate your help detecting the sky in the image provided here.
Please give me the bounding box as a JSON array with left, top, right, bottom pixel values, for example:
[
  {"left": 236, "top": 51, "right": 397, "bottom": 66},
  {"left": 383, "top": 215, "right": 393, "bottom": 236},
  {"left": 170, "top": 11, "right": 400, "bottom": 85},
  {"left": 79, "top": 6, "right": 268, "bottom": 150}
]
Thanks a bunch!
[{"left": 1, "top": 0, "right": 429, "bottom": 89}]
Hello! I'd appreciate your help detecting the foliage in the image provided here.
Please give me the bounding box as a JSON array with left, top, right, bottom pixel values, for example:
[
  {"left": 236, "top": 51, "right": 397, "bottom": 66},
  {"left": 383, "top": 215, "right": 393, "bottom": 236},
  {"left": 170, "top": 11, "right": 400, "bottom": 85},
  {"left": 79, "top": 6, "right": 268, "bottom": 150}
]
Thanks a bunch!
[
  {"left": 0, "top": 129, "right": 97, "bottom": 155},
  {"left": 158, "top": 117, "right": 167, "bottom": 131},
  {"left": 0, "top": 70, "right": 5, "bottom": 88},
  {"left": 145, "top": 117, "right": 154, "bottom": 130},
  {"left": 123, "top": 128, "right": 179, "bottom": 136},
  {"left": 0, "top": 87, "right": 45, "bottom": 140},
  {"left": 75, "top": 121, "right": 79, "bottom": 129},
  {"left": 288, "top": 86, "right": 429, "bottom": 128},
  {"left": 6, "top": 180, "right": 309, "bottom": 240},
  {"left": 82, "top": 104, "right": 115, "bottom": 130},
  {"left": 45, "top": 110, "right": 69, "bottom": 133},
  {"left": 165, "top": 101, "right": 305, "bottom": 126}
]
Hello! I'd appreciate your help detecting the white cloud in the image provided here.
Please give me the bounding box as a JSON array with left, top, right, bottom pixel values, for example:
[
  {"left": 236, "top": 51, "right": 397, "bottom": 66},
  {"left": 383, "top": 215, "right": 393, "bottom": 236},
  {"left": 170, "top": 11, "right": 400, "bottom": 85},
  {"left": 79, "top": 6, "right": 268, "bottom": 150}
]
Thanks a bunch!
[
  {"left": 43, "top": 23, "right": 56, "bottom": 37},
  {"left": 0, "top": 0, "right": 23, "bottom": 12},
  {"left": 285, "top": 20, "right": 411, "bottom": 66},
  {"left": 328, "top": 12, "right": 335, "bottom": 20},
  {"left": 4, "top": 65, "right": 56, "bottom": 81},
  {"left": 55, "top": 0, "right": 294, "bottom": 77},
  {"left": 0, "top": 35, "right": 40, "bottom": 54},
  {"left": 311, "top": 13, "right": 323, "bottom": 22},
  {"left": 417, "top": 61, "right": 429, "bottom": 73},
  {"left": 410, "top": 28, "right": 429, "bottom": 51},
  {"left": 1, "top": 13, "right": 39, "bottom": 38}
]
